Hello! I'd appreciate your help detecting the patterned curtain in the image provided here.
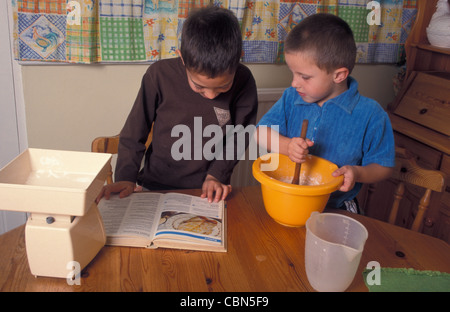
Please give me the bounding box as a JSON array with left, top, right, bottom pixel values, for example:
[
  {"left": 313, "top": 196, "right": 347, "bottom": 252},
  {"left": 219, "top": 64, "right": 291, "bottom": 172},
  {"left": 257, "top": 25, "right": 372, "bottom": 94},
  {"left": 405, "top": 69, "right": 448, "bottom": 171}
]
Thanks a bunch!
[{"left": 12, "top": 0, "right": 417, "bottom": 64}]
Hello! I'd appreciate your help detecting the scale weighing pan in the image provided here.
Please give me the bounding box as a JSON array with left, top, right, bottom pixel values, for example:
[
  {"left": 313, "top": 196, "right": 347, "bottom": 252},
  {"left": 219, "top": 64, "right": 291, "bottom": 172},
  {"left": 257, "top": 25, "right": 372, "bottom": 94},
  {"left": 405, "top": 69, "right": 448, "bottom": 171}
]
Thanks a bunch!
[{"left": 0, "top": 148, "right": 112, "bottom": 279}]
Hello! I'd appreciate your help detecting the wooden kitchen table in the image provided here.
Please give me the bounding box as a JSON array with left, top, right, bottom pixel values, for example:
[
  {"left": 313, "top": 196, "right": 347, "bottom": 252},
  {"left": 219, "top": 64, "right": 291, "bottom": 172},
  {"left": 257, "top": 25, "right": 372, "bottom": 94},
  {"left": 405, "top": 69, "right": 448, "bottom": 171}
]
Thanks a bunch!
[{"left": 1, "top": 186, "right": 449, "bottom": 293}]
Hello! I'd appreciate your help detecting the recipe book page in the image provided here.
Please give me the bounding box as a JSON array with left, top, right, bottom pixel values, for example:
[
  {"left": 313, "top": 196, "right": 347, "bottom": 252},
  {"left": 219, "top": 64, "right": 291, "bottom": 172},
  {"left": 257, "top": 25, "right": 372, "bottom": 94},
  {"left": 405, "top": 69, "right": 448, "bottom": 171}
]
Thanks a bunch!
[{"left": 98, "top": 192, "right": 226, "bottom": 251}]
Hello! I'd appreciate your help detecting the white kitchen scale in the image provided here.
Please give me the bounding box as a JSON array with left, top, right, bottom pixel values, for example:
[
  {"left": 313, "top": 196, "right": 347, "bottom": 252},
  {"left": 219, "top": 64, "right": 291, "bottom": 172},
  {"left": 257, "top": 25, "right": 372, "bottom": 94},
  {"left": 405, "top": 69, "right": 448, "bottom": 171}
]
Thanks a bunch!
[{"left": 0, "top": 148, "right": 111, "bottom": 278}]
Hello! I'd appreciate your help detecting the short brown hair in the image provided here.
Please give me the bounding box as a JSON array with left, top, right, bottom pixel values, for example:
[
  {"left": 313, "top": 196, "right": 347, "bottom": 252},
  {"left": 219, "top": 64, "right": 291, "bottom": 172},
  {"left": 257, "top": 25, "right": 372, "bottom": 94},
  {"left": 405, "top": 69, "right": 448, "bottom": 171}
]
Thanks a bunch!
[
  {"left": 180, "top": 6, "right": 242, "bottom": 78},
  {"left": 285, "top": 13, "right": 356, "bottom": 74}
]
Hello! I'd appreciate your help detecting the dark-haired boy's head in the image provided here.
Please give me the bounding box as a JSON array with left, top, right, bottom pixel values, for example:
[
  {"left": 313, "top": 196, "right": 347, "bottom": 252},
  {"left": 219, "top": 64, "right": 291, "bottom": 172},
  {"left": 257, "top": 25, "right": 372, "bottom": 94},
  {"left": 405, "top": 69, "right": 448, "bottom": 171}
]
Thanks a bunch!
[
  {"left": 285, "top": 13, "right": 356, "bottom": 74},
  {"left": 180, "top": 6, "right": 242, "bottom": 78}
]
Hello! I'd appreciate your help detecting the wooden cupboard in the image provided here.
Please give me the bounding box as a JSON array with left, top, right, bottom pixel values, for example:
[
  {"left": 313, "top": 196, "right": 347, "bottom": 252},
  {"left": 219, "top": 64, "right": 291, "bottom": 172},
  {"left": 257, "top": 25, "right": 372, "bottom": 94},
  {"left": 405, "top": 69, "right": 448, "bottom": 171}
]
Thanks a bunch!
[{"left": 358, "top": 0, "right": 450, "bottom": 243}]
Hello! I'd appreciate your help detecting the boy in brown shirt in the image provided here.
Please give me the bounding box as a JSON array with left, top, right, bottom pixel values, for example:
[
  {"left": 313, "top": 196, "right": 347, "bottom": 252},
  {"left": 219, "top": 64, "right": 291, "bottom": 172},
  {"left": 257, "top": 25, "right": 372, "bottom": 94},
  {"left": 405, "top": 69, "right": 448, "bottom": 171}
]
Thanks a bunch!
[{"left": 97, "top": 6, "right": 258, "bottom": 203}]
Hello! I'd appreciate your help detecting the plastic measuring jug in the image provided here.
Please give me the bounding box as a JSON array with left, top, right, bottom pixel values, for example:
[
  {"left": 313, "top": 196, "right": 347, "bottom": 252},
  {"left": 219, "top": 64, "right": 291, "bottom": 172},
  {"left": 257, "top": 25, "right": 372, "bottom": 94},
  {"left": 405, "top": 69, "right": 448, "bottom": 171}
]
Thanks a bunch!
[{"left": 305, "top": 212, "right": 368, "bottom": 292}]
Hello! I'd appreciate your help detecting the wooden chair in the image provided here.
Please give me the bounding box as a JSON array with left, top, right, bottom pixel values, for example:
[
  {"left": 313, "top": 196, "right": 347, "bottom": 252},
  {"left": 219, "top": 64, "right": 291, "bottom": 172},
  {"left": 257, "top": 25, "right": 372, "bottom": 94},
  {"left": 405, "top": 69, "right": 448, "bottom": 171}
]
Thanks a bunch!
[
  {"left": 91, "top": 129, "right": 153, "bottom": 184},
  {"left": 388, "top": 147, "right": 446, "bottom": 232}
]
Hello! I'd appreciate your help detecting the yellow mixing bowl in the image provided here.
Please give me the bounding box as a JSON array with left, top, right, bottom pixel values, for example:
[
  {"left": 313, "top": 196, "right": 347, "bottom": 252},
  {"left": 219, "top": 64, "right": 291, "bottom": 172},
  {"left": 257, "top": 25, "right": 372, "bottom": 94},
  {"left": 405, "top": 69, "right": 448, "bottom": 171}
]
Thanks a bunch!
[{"left": 252, "top": 153, "right": 343, "bottom": 227}]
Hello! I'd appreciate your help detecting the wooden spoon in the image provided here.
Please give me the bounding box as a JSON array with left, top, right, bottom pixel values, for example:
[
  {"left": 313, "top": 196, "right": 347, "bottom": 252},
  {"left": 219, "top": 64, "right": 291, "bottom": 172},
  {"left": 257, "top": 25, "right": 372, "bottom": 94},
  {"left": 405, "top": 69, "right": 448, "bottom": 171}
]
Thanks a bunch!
[{"left": 292, "top": 120, "right": 309, "bottom": 185}]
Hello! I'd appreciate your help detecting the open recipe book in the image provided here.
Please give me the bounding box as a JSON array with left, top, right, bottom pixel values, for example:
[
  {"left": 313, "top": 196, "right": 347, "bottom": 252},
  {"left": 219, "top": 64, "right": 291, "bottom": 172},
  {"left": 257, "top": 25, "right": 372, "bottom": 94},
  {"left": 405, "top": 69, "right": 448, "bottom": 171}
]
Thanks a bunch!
[{"left": 97, "top": 192, "right": 226, "bottom": 252}]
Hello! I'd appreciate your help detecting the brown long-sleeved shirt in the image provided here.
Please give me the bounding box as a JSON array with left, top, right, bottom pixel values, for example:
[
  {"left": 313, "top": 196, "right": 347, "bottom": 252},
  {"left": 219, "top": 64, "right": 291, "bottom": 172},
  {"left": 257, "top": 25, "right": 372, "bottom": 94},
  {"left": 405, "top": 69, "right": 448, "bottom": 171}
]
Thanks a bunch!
[{"left": 116, "top": 57, "right": 258, "bottom": 190}]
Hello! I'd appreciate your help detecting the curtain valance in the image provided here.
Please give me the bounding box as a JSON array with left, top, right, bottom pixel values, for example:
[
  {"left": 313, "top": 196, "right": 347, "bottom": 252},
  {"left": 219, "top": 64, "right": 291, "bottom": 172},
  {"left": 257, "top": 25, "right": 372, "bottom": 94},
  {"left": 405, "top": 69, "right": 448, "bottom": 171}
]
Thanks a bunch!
[{"left": 12, "top": 0, "right": 417, "bottom": 64}]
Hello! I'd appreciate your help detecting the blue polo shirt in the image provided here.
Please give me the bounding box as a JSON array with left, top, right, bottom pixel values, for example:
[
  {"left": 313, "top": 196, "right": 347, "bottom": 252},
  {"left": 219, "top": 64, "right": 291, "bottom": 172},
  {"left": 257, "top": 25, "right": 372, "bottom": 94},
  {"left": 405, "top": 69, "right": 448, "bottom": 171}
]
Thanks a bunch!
[{"left": 257, "top": 77, "right": 395, "bottom": 209}]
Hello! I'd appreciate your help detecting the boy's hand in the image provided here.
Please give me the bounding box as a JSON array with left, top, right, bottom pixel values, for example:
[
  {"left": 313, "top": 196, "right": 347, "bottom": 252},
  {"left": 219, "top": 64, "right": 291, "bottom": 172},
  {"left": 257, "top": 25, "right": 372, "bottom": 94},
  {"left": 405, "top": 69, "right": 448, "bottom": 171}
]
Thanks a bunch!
[
  {"left": 332, "top": 165, "right": 358, "bottom": 192},
  {"left": 201, "top": 174, "right": 232, "bottom": 203},
  {"left": 96, "top": 181, "right": 137, "bottom": 203},
  {"left": 287, "top": 138, "right": 314, "bottom": 163},
  {"left": 332, "top": 163, "right": 393, "bottom": 193}
]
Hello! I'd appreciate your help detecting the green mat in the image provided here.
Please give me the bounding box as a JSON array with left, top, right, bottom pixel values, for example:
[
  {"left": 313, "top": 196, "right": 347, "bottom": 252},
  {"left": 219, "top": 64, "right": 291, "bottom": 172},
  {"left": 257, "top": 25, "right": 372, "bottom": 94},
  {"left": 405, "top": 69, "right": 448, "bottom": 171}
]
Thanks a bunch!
[{"left": 362, "top": 267, "right": 450, "bottom": 292}]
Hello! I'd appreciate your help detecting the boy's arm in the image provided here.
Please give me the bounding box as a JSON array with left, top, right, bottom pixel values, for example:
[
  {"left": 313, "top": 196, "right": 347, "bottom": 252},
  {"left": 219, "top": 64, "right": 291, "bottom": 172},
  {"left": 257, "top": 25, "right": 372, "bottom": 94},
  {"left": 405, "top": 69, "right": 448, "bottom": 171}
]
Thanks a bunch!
[
  {"left": 206, "top": 68, "right": 258, "bottom": 184},
  {"left": 332, "top": 163, "right": 393, "bottom": 192},
  {"left": 116, "top": 70, "right": 156, "bottom": 184},
  {"left": 97, "top": 70, "right": 155, "bottom": 202},
  {"left": 333, "top": 102, "right": 395, "bottom": 193},
  {"left": 202, "top": 77, "right": 257, "bottom": 200}
]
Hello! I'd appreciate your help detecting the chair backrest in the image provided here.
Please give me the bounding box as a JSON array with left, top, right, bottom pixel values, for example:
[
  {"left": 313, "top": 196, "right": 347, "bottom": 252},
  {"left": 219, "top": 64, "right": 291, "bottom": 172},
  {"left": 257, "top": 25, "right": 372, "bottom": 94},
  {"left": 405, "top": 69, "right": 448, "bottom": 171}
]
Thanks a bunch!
[
  {"left": 388, "top": 147, "right": 446, "bottom": 232},
  {"left": 91, "top": 128, "right": 153, "bottom": 184}
]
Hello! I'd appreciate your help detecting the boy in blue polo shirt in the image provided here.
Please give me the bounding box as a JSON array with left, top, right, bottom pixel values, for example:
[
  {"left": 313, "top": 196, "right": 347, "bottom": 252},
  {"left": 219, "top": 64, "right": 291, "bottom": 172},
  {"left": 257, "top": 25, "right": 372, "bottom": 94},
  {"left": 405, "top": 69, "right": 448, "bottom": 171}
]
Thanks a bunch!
[{"left": 256, "top": 13, "right": 395, "bottom": 213}]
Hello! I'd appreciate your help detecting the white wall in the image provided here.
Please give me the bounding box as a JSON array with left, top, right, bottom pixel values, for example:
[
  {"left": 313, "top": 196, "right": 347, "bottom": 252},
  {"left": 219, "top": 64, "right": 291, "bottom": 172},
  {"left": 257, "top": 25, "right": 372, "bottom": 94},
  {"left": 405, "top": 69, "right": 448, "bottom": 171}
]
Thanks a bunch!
[{"left": 0, "top": 0, "right": 28, "bottom": 235}]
